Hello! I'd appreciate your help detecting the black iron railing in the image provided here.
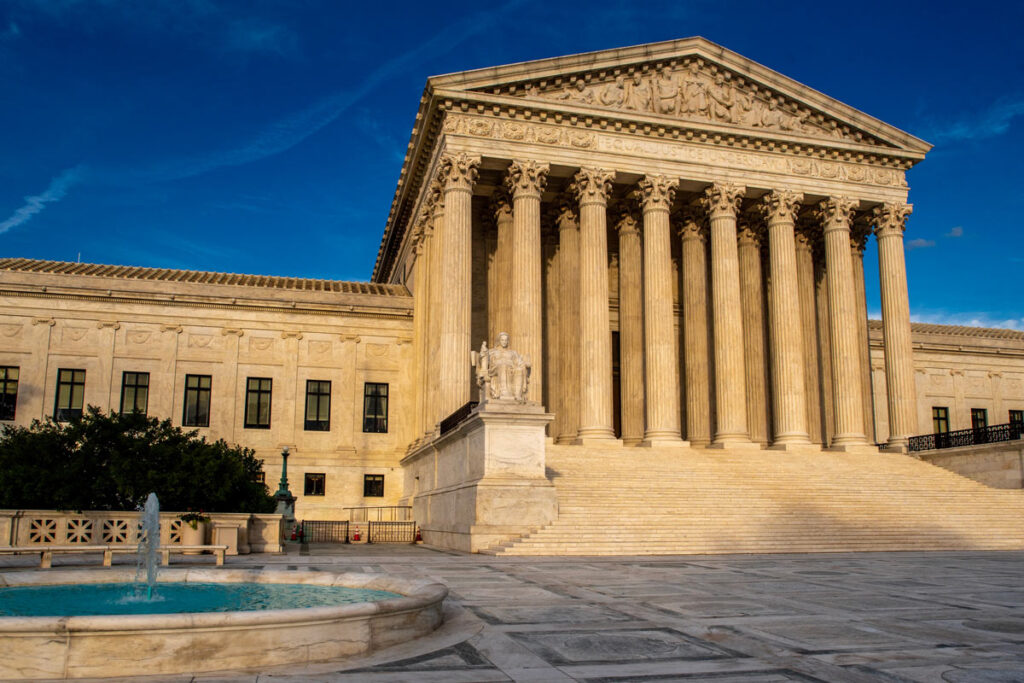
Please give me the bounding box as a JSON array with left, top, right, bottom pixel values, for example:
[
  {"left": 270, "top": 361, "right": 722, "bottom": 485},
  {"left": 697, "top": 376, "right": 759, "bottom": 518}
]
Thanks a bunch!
[
  {"left": 368, "top": 521, "right": 416, "bottom": 543},
  {"left": 301, "top": 520, "right": 350, "bottom": 543},
  {"left": 908, "top": 422, "right": 1024, "bottom": 453},
  {"left": 439, "top": 401, "right": 478, "bottom": 435}
]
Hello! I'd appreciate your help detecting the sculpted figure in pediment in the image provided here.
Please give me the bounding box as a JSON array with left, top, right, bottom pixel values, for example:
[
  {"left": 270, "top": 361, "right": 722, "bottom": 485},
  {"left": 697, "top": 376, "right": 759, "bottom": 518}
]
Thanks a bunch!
[
  {"left": 554, "top": 79, "right": 594, "bottom": 104},
  {"left": 681, "top": 62, "right": 709, "bottom": 117},
  {"left": 654, "top": 67, "right": 681, "bottom": 115},
  {"left": 707, "top": 73, "right": 735, "bottom": 122},
  {"left": 600, "top": 76, "right": 627, "bottom": 107},
  {"left": 623, "top": 72, "right": 652, "bottom": 112}
]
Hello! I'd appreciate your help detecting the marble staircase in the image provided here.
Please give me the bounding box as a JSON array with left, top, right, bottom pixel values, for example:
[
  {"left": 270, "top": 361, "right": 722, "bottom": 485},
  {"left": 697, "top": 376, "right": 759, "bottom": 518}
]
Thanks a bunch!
[{"left": 479, "top": 444, "right": 1024, "bottom": 555}]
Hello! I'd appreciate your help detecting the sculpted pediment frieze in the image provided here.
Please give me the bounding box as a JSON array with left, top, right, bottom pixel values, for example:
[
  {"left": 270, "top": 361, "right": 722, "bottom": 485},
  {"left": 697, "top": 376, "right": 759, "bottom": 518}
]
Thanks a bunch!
[{"left": 483, "top": 59, "right": 886, "bottom": 147}]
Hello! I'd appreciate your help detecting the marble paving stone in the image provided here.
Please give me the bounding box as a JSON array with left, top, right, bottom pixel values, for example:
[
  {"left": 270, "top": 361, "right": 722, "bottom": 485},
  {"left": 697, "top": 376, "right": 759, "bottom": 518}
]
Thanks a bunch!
[
  {"left": 508, "top": 627, "right": 737, "bottom": 665},
  {"left": 470, "top": 603, "right": 634, "bottom": 625},
  {"left": 734, "top": 619, "right": 921, "bottom": 653},
  {"left": 654, "top": 597, "right": 810, "bottom": 618}
]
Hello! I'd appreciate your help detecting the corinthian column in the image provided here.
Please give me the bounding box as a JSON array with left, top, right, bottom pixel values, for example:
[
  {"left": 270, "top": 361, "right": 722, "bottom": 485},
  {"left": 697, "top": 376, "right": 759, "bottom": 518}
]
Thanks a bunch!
[
  {"left": 505, "top": 160, "right": 549, "bottom": 403},
  {"left": 795, "top": 222, "right": 823, "bottom": 444},
  {"left": 437, "top": 152, "right": 480, "bottom": 419},
  {"left": 762, "top": 189, "right": 811, "bottom": 447},
  {"left": 737, "top": 212, "right": 769, "bottom": 446},
  {"left": 489, "top": 193, "right": 513, "bottom": 342},
  {"left": 571, "top": 167, "right": 617, "bottom": 441},
  {"left": 636, "top": 175, "right": 684, "bottom": 444},
  {"left": 557, "top": 202, "right": 580, "bottom": 443},
  {"left": 616, "top": 210, "right": 644, "bottom": 445},
  {"left": 873, "top": 202, "right": 918, "bottom": 450},
  {"left": 818, "top": 196, "right": 867, "bottom": 448},
  {"left": 679, "top": 208, "right": 712, "bottom": 445},
  {"left": 703, "top": 183, "right": 753, "bottom": 446},
  {"left": 410, "top": 222, "right": 428, "bottom": 443},
  {"left": 851, "top": 219, "right": 876, "bottom": 442},
  {"left": 425, "top": 183, "right": 444, "bottom": 436}
]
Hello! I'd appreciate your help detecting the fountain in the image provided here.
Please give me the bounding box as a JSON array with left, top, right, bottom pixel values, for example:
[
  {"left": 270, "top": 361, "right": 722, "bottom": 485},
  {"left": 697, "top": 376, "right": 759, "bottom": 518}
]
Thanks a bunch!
[{"left": 0, "top": 493, "right": 447, "bottom": 680}]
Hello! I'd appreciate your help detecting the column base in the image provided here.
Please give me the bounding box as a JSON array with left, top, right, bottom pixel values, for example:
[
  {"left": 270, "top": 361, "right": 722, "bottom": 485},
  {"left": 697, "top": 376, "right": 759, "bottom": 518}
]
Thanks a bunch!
[
  {"left": 572, "top": 437, "right": 625, "bottom": 448},
  {"left": 640, "top": 436, "right": 690, "bottom": 448},
  {"left": 827, "top": 442, "right": 878, "bottom": 453},
  {"left": 769, "top": 442, "right": 822, "bottom": 453},
  {"left": 622, "top": 437, "right": 644, "bottom": 447},
  {"left": 884, "top": 438, "right": 909, "bottom": 454},
  {"left": 707, "top": 439, "right": 762, "bottom": 450}
]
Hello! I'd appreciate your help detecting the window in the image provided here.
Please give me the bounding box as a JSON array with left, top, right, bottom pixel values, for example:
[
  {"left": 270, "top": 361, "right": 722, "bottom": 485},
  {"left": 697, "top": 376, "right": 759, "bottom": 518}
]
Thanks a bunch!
[
  {"left": 120, "top": 372, "right": 149, "bottom": 415},
  {"left": 244, "top": 377, "right": 272, "bottom": 429},
  {"left": 932, "top": 407, "right": 949, "bottom": 434},
  {"left": 362, "top": 382, "right": 389, "bottom": 433},
  {"left": 54, "top": 368, "right": 86, "bottom": 421},
  {"left": 1010, "top": 410, "right": 1023, "bottom": 427},
  {"left": 364, "top": 474, "right": 384, "bottom": 497},
  {"left": 183, "top": 374, "right": 211, "bottom": 427},
  {"left": 304, "top": 473, "right": 325, "bottom": 496},
  {"left": 254, "top": 471, "right": 266, "bottom": 485},
  {"left": 971, "top": 408, "right": 988, "bottom": 430},
  {"left": 0, "top": 366, "right": 18, "bottom": 421},
  {"left": 304, "top": 380, "right": 331, "bottom": 431}
]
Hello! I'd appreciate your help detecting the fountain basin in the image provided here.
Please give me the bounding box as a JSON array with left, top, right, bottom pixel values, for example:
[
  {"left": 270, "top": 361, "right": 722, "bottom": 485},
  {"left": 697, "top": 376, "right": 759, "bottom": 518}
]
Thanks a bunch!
[{"left": 0, "top": 568, "right": 447, "bottom": 680}]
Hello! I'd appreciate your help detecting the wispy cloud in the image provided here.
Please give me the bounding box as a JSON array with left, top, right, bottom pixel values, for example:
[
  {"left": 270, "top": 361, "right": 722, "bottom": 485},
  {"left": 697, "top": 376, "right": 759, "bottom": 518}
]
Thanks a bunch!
[
  {"left": 0, "top": 166, "right": 85, "bottom": 235},
  {"left": 905, "top": 238, "right": 935, "bottom": 251},
  {"left": 95, "top": 0, "right": 527, "bottom": 185},
  {"left": 946, "top": 226, "right": 964, "bottom": 237},
  {"left": 1, "top": 21, "right": 20, "bottom": 40},
  {"left": 928, "top": 97, "right": 1024, "bottom": 144},
  {"left": 910, "top": 311, "right": 1024, "bottom": 332}
]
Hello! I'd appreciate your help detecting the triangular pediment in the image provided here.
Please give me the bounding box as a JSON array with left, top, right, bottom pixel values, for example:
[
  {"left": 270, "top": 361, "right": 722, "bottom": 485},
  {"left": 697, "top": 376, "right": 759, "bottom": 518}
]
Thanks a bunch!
[{"left": 428, "top": 37, "right": 931, "bottom": 154}]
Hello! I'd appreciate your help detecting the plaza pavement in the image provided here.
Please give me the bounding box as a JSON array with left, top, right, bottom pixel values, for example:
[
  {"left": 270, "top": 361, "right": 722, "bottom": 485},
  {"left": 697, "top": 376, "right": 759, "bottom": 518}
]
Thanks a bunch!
[{"left": 4, "top": 546, "right": 1024, "bottom": 682}]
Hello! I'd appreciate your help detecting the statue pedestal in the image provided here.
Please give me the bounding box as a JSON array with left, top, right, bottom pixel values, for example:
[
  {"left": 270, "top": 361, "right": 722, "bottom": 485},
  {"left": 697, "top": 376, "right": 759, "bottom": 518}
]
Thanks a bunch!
[{"left": 400, "top": 401, "right": 556, "bottom": 553}]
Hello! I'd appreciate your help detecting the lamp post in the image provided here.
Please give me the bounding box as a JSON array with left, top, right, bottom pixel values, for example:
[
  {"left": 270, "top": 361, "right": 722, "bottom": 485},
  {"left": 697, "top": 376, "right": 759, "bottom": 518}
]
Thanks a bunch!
[{"left": 274, "top": 446, "right": 296, "bottom": 531}]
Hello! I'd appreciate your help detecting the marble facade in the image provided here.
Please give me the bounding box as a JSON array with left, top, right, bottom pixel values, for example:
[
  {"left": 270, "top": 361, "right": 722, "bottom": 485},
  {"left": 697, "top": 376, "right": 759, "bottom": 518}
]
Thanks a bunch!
[{"left": 1, "top": 39, "right": 1024, "bottom": 537}]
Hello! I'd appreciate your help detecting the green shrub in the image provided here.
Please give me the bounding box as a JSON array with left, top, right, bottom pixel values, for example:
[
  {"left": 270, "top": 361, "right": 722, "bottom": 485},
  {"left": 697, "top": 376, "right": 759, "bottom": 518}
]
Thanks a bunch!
[{"left": 0, "top": 407, "right": 275, "bottom": 513}]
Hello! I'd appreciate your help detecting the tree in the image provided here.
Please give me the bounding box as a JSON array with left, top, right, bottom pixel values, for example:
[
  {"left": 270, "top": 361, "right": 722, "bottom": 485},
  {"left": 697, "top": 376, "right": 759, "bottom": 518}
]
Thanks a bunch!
[{"left": 0, "top": 407, "right": 275, "bottom": 513}]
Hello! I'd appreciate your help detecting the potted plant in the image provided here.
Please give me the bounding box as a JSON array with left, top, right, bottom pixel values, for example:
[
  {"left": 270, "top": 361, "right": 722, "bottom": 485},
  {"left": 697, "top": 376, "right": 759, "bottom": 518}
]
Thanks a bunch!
[{"left": 178, "top": 509, "right": 210, "bottom": 553}]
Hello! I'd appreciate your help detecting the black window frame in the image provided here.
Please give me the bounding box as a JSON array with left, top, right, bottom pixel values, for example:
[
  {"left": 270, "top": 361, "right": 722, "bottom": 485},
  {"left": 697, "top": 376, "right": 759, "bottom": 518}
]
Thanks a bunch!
[
  {"left": 362, "top": 382, "right": 389, "bottom": 433},
  {"left": 243, "top": 377, "right": 273, "bottom": 429},
  {"left": 0, "top": 366, "right": 18, "bottom": 421},
  {"left": 971, "top": 408, "right": 988, "bottom": 430},
  {"left": 932, "top": 406, "right": 950, "bottom": 434},
  {"left": 1010, "top": 410, "right": 1023, "bottom": 427},
  {"left": 120, "top": 371, "right": 150, "bottom": 416},
  {"left": 54, "top": 368, "right": 86, "bottom": 422},
  {"left": 304, "top": 379, "right": 331, "bottom": 431},
  {"left": 363, "top": 474, "right": 384, "bottom": 497},
  {"left": 304, "top": 472, "right": 325, "bottom": 496},
  {"left": 182, "top": 374, "right": 212, "bottom": 427}
]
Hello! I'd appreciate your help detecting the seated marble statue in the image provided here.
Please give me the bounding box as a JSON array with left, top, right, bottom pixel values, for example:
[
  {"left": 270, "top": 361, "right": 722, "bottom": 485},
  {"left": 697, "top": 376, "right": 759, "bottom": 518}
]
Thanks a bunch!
[{"left": 475, "top": 332, "right": 531, "bottom": 403}]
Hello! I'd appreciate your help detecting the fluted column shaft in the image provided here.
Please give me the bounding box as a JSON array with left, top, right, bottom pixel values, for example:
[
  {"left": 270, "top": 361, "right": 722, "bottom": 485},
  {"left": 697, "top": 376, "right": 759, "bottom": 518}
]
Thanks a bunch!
[
  {"left": 819, "top": 197, "right": 866, "bottom": 447},
  {"left": 425, "top": 189, "right": 444, "bottom": 435},
  {"left": 737, "top": 218, "right": 769, "bottom": 445},
  {"left": 438, "top": 153, "right": 480, "bottom": 419},
  {"left": 616, "top": 212, "right": 644, "bottom": 445},
  {"left": 411, "top": 230, "right": 428, "bottom": 441},
  {"left": 543, "top": 230, "right": 561, "bottom": 436},
  {"left": 763, "top": 190, "right": 810, "bottom": 445},
  {"left": 704, "top": 183, "right": 750, "bottom": 444},
  {"left": 874, "top": 203, "right": 918, "bottom": 449},
  {"left": 680, "top": 212, "right": 711, "bottom": 445},
  {"left": 795, "top": 226, "right": 823, "bottom": 444},
  {"left": 490, "top": 195, "right": 513, "bottom": 342},
  {"left": 637, "top": 175, "right": 683, "bottom": 443},
  {"left": 557, "top": 205, "right": 581, "bottom": 442},
  {"left": 851, "top": 226, "right": 875, "bottom": 442},
  {"left": 506, "top": 160, "right": 549, "bottom": 404},
  {"left": 572, "top": 168, "right": 616, "bottom": 440}
]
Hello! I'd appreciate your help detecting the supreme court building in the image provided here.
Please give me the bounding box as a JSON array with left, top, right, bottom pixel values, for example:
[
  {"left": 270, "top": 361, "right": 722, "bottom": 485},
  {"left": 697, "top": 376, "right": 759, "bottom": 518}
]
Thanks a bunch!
[{"left": 3, "top": 39, "right": 1024, "bottom": 553}]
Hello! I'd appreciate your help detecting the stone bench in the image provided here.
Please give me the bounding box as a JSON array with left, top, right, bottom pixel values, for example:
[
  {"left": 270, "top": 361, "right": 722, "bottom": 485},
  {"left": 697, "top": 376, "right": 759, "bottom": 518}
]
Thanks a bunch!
[
  {"left": 0, "top": 545, "right": 110, "bottom": 569},
  {"left": 0, "top": 544, "right": 227, "bottom": 568},
  {"left": 161, "top": 545, "right": 227, "bottom": 566}
]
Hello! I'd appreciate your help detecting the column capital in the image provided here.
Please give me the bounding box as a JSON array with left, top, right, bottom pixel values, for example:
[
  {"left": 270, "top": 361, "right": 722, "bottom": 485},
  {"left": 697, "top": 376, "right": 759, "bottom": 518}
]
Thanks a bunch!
[
  {"left": 615, "top": 210, "right": 640, "bottom": 237},
  {"left": 570, "top": 167, "right": 615, "bottom": 206},
  {"left": 677, "top": 205, "right": 708, "bottom": 241},
  {"left": 816, "top": 196, "right": 858, "bottom": 232},
  {"left": 760, "top": 189, "right": 803, "bottom": 224},
  {"left": 505, "top": 159, "right": 550, "bottom": 199},
  {"left": 702, "top": 182, "right": 745, "bottom": 219},
  {"left": 737, "top": 209, "right": 764, "bottom": 247},
  {"left": 872, "top": 202, "right": 913, "bottom": 239},
  {"left": 851, "top": 216, "right": 872, "bottom": 253},
  {"left": 490, "top": 191, "right": 513, "bottom": 221},
  {"left": 556, "top": 201, "right": 579, "bottom": 231},
  {"left": 636, "top": 174, "right": 679, "bottom": 213},
  {"left": 438, "top": 152, "right": 481, "bottom": 192}
]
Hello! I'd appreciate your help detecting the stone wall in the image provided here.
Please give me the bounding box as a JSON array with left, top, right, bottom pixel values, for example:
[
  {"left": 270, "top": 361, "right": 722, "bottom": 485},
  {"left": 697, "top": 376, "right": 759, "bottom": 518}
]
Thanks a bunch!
[{"left": 919, "top": 443, "right": 1024, "bottom": 490}]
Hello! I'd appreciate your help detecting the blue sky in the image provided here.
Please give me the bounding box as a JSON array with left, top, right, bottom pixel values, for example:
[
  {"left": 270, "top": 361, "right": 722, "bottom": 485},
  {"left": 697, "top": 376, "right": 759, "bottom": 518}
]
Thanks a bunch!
[{"left": 0, "top": 0, "right": 1021, "bottom": 328}]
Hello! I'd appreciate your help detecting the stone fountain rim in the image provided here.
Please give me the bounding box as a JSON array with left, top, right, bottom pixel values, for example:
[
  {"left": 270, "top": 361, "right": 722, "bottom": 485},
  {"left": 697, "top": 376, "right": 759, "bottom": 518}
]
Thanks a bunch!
[{"left": 0, "top": 567, "right": 448, "bottom": 633}]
